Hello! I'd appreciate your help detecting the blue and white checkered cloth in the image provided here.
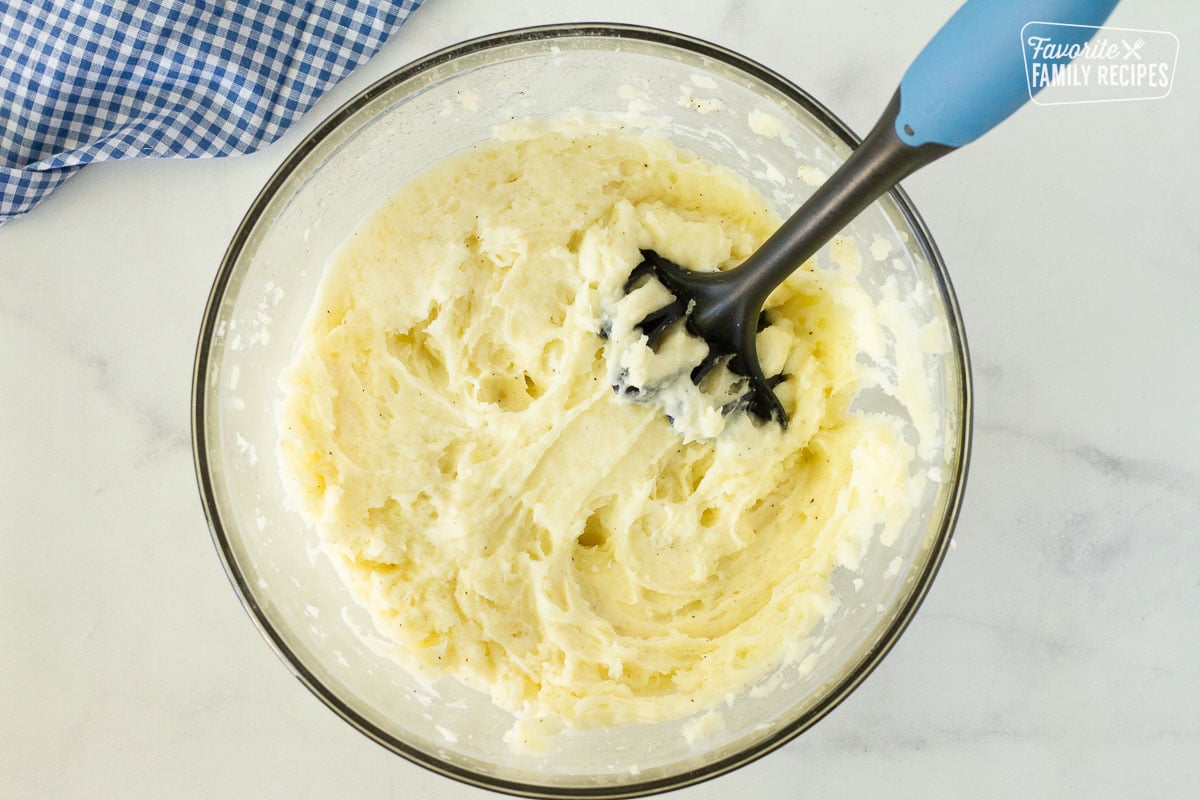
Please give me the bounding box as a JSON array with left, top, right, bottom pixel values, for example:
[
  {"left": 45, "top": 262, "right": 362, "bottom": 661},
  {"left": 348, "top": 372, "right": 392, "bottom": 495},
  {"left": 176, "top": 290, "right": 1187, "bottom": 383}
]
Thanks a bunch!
[{"left": 0, "top": 0, "right": 424, "bottom": 223}]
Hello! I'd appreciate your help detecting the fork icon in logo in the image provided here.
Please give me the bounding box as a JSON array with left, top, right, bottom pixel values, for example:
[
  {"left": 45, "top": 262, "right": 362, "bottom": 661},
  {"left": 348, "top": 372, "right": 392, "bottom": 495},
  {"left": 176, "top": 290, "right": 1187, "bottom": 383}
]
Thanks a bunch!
[{"left": 1122, "top": 38, "right": 1145, "bottom": 60}]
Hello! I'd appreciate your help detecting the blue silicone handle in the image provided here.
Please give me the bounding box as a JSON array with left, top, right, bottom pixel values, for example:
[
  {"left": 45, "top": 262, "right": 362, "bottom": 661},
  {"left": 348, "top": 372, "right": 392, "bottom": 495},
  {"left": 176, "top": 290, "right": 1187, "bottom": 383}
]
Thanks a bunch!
[{"left": 897, "top": 0, "right": 1119, "bottom": 148}]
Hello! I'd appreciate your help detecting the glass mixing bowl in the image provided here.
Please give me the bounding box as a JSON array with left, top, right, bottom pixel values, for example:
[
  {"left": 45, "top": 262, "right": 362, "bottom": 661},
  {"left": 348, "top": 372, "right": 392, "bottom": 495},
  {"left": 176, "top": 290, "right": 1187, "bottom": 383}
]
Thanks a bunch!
[{"left": 193, "top": 24, "right": 971, "bottom": 798}]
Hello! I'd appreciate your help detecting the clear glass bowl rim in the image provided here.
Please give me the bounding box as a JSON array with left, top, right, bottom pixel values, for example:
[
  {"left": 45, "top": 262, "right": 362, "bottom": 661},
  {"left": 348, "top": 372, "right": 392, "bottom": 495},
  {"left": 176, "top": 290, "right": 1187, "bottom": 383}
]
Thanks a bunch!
[{"left": 191, "top": 22, "right": 974, "bottom": 799}]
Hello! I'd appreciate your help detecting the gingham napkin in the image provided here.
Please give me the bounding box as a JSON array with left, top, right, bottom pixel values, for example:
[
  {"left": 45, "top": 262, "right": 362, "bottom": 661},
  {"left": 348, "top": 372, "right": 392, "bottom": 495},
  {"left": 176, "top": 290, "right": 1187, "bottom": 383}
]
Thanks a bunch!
[{"left": 0, "top": 0, "right": 425, "bottom": 224}]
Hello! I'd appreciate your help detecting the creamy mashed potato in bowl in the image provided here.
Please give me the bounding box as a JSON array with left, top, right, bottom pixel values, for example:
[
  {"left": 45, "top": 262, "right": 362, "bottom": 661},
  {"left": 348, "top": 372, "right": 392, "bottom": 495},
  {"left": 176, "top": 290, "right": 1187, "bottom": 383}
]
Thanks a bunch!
[{"left": 194, "top": 25, "right": 970, "bottom": 797}]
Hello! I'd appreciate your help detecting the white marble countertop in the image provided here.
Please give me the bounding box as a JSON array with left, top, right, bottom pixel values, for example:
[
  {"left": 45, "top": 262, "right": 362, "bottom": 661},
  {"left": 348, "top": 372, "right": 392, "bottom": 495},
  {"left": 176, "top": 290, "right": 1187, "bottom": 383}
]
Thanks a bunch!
[{"left": 3, "top": 1, "right": 1198, "bottom": 797}]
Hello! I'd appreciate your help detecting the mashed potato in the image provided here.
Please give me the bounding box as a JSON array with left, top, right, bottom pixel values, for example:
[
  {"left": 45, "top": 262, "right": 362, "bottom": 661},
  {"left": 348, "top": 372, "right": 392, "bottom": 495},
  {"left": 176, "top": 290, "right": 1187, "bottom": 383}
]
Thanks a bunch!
[{"left": 277, "top": 130, "right": 924, "bottom": 740}]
